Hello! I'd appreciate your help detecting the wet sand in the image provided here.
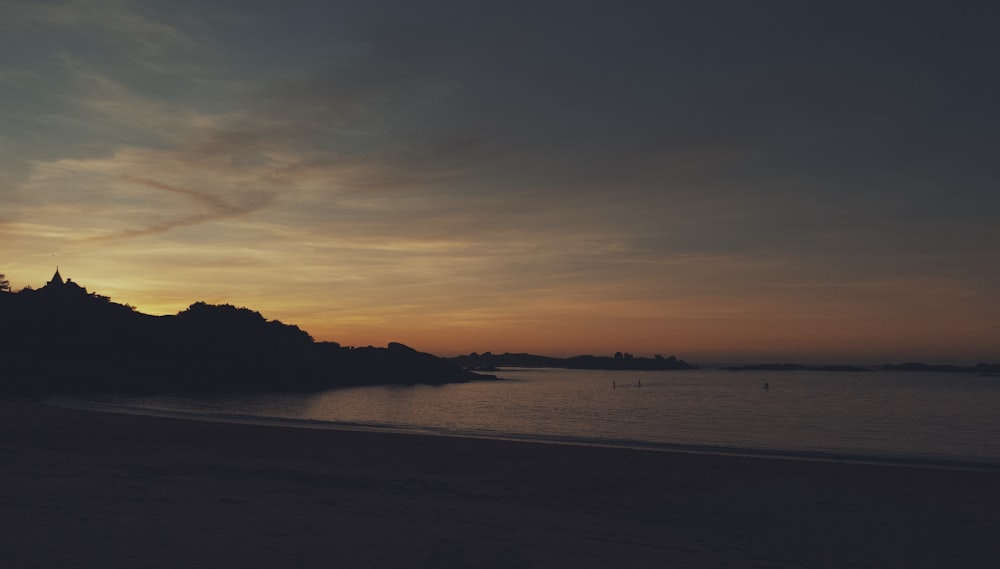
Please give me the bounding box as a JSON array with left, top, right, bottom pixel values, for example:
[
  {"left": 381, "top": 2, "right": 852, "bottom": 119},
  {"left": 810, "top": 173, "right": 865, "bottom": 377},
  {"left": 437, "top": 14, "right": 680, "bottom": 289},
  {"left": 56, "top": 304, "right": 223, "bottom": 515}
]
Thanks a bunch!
[{"left": 1, "top": 400, "right": 997, "bottom": 568}]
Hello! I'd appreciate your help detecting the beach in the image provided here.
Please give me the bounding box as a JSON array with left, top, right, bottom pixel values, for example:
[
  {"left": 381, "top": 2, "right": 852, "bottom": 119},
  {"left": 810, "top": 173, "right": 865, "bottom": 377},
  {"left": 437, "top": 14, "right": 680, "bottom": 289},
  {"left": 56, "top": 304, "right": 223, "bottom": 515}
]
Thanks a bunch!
[{"left": 2, "top": 400, "right": 997, "bottom": 568}]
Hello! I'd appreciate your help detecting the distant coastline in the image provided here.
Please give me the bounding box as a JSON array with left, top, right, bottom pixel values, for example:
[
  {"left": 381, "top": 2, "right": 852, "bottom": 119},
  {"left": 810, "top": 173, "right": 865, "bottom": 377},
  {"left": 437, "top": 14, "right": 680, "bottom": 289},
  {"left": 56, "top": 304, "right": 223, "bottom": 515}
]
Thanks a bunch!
[
  {"left": 449, "top": 351, "right": 696, "bottom": 372},
  {"left": 449, "top": 353, "right": 999, "bottom": 375},
  {"left": 3, "top": 270, "right": 996, "bottom": 398},
  {"left": 723, "top": 362, "right": 1000, "bottom": 374}
]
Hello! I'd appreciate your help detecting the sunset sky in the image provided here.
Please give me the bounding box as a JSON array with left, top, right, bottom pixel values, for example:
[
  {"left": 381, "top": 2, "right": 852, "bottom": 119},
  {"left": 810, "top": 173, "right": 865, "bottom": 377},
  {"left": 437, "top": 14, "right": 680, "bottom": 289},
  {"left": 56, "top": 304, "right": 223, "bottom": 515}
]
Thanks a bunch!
[{"left": 2, "top": 1, "right": 998, "bottom": 363}]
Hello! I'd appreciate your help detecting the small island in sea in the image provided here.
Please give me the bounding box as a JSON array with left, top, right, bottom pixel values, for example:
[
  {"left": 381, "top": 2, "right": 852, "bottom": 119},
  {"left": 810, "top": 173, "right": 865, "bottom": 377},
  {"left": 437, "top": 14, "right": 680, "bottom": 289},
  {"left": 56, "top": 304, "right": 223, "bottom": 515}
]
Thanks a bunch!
[
  {"left": 449, "top": 351, "right": 696, "bottom": 371},
  {"left": 723, "top": 362, "right": 1000, "bottom": 374},
  {"left": 0, "top": 269, "right": 492, "bottom": 396}
]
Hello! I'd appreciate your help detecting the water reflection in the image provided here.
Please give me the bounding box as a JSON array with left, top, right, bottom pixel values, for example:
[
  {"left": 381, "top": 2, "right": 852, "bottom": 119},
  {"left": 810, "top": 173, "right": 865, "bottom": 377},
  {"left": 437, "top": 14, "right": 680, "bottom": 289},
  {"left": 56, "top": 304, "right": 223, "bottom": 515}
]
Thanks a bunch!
[{"left": 97, "top": 368, "right": 1000, "bottom": 465}]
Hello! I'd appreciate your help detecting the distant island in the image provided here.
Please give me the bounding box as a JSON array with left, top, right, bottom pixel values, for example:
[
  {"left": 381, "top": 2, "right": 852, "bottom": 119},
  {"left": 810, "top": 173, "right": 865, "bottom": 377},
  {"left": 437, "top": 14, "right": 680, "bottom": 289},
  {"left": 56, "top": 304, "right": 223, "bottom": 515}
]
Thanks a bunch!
[
  {"left": 873, "top": 362, "right": 1000, "bottom": 374},
  {"left": 724, "top": 364, "right": 871, "bottom": 372},
  {"left": 449, "top": 351, "right": 696, "bottom": 371},
  {"left": 724, "top": 362, "right": 1000, "bottom": 374},
  {"left": 0, "top": 270, "right": 493, "bottom": 396}
]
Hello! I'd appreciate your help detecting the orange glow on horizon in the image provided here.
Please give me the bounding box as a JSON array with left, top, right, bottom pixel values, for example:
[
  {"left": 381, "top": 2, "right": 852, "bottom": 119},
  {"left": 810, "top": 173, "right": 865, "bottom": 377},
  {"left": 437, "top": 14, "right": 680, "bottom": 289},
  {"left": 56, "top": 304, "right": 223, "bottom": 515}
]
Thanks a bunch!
[
  {"left": 3, "top": 1, "right": 999, "bottom": 369},
  {"left": 6, "top": 263, "right": 997, "bottom": 366}
]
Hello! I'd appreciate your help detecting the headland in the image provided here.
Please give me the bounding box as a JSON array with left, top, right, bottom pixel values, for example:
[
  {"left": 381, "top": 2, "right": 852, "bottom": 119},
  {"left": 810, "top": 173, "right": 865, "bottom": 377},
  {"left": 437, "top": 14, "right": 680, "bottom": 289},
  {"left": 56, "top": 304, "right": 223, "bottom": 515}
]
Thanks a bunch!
[{"left": 0, "top": 270, "right": 492, "bottom": 395}]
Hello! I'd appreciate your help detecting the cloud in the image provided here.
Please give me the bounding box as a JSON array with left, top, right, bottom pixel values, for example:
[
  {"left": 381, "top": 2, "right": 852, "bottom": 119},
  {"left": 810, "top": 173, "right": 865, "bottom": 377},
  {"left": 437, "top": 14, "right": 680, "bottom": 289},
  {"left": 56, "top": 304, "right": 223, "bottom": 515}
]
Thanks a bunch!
[
  {"left": 3, "top": 1, "right": 999, "bottom": 360},
  {"left": 83, "top": 175, "right": 277, "bottom": 241},
  {"left": 2, "top": 0, "right": 199, "bottom": 56},
  {"left": 123, "top": 176, "right": 246, "bottom": 214},
  {"left": 10, "top": 137, "right": 285, "bottom": 244}
]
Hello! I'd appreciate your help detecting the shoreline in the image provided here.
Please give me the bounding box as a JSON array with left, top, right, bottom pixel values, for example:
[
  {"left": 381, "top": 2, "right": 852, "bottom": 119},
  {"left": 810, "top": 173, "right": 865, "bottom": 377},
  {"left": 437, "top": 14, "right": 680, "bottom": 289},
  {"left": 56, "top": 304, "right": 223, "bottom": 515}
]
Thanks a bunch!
[
  {"left": 50, "top": 396, "right": 1000, "bottom": 474},
  {"left": 3, "top": 399, "right": 999, "bottom": 568}
]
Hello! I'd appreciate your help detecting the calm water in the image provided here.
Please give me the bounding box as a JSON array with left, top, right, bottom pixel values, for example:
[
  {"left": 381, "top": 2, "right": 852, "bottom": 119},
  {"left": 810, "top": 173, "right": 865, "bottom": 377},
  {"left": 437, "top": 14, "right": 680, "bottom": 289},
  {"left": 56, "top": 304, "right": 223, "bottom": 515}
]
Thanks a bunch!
[{"left": 79, "top": 368, "right": 1000, "bottom": 468}]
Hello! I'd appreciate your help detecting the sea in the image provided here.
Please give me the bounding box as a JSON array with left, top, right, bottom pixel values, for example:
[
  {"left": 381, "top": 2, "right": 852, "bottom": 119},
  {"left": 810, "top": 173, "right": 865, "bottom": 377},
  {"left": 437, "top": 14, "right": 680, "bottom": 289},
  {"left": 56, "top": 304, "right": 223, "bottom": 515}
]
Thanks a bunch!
[{"left": 62, "top": 367, "right": 1000, "bottom": 470}]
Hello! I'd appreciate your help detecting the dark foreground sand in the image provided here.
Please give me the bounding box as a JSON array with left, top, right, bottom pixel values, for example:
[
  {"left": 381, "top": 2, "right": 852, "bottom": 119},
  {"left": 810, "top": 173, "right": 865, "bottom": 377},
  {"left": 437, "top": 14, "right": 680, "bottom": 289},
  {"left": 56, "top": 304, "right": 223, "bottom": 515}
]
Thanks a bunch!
[{"left": 1, "top": 401, "right": 997, "bottom": 569}]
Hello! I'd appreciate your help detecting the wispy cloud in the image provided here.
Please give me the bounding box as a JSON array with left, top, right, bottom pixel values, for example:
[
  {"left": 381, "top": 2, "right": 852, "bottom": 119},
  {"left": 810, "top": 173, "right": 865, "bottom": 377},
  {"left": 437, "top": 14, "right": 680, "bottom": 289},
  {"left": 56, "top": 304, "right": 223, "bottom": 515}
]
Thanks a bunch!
[
  {"left": 3, "top": 0, "right": 199, "bottom": 56},
  {"left": 123, "top": 176, "right": 248, "bottom": 215},
  {"left": 82, "top": 175, "right": 277, "bottom": 241},
  {"left": 3, "top": 1, "right": 999, "bottom": 361}
]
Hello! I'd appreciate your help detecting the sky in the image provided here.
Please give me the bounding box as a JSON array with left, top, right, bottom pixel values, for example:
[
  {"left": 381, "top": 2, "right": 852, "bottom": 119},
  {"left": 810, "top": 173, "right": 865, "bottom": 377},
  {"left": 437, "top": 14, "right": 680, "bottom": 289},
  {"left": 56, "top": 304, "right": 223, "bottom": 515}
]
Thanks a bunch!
[{"left": 2, "top": 0, "right": 998, "bottom": 364}]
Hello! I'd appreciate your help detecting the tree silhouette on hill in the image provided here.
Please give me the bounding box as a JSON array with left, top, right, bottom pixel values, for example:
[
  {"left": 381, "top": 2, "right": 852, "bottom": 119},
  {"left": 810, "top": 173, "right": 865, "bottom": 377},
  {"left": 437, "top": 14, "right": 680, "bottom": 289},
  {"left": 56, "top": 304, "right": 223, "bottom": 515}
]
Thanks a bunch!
[{"left": 0, "top": 270, "right": 491, "bottom": 396}]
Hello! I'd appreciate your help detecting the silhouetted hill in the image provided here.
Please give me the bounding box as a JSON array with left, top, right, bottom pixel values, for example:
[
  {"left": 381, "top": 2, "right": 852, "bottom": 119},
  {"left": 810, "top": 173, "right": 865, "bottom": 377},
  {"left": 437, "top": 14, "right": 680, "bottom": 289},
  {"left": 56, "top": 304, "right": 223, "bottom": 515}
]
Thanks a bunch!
[
  {"left": 450, "top": 351, "right": 696, "bottom": 371},
  {"left": 0, "top": 276, "right": 491, "bottom": 396}
]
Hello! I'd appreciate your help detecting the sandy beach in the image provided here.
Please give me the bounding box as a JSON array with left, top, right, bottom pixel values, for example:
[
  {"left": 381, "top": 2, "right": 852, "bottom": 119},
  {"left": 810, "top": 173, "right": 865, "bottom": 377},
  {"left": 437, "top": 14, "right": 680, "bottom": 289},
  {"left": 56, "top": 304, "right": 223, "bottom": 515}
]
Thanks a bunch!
[{"left": 1, "top": 400, "right": 997, "bottom": 568}]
